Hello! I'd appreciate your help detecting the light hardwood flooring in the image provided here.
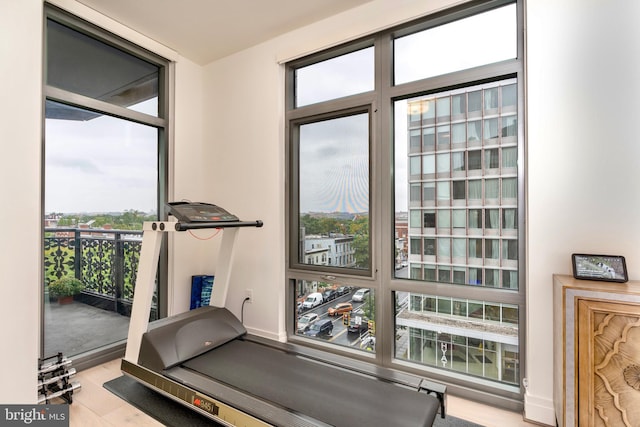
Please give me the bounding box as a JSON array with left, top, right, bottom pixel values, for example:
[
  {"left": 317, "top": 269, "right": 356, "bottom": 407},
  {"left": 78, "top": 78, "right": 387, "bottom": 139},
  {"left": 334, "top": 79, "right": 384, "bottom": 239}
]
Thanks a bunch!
[{"left": 69, "top": 358, "right": 541, "bottom": 427}]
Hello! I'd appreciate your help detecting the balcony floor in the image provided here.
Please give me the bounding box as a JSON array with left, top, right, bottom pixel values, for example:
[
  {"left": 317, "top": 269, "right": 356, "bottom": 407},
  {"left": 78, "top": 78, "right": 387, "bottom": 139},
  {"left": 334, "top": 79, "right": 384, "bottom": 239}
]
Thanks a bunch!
[{"left": 44, "top": 300, "right": 130, "bottom": 358}]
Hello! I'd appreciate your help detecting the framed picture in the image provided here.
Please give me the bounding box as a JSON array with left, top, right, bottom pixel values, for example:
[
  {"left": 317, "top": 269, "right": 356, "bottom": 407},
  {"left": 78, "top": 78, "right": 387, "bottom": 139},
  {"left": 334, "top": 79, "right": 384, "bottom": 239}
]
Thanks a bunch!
[{"left": 571, "top": 253, "right": 628, "bottom": 283}]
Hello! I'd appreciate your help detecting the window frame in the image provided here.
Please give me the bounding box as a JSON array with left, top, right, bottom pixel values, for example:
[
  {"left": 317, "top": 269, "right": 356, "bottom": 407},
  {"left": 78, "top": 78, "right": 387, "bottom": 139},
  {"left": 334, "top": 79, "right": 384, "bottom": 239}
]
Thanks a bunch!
[
  {"left": 42, "top": 5, "right": 172, "bottom": 364},
  {"left": 287, "top": 105, "right": 374, "bottom": 277},
  {"left": 285, "top": 0, "right": 525, "bottom": 406}
]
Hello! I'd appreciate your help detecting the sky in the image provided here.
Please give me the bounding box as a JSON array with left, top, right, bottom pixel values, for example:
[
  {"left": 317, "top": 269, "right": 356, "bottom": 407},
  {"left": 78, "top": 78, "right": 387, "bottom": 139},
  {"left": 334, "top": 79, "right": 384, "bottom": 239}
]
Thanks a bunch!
[
  {"left": 299, "top": 114, "right": 370, "bottom": 213},
  {"left": 45, "top": 99, "right": 158, "bottom": 214}
]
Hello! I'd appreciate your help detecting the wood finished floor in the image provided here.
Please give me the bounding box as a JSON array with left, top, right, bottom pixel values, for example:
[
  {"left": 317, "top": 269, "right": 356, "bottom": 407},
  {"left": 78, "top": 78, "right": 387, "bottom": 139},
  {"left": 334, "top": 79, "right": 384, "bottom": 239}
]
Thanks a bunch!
[{"left": 69, "top": 359, "right": 541, "bottom": 427}]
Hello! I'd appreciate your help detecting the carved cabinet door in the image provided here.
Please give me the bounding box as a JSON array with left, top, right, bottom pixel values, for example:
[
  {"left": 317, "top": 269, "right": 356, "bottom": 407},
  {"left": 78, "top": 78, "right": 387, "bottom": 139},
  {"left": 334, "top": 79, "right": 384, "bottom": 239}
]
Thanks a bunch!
[{"left": 577, "top": 299, "right": 640, "bottom": 427}]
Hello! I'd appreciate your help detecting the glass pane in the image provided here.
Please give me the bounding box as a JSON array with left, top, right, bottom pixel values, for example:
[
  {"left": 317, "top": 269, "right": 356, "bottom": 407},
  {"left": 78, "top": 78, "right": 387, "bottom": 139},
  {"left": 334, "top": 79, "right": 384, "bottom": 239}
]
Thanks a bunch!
[
  {"left": 423, "top": 154, "right": 435, "bottom": 174},
  {"left": 468, "top": 121, "right": 482, "bottom": 142},
  {"left": 396, "top": 292, "right": 519, "bottom": 385},
  {"left": 423, "top": 127, "right": 436, "bottom": 151},
  {"left": 484, "top": 87, "right": 499, "bottom": 112},
  {"left": 44, "top": 100, "right": 158, "bottom": 358},
  {"left": 409, "top": 129, "right": 421, "bottom": 152},
  {"left": 46, "top": 19, "right": 159, "bottom": 116},
  {"left": 485, "top": 179, "right": 499, "bottom": 199},
  {"left": 452, "top": 181, "right": 465, "bottom": 200},
  {"left": 437, "top": 181, "right": 450, "bottom": 200},
  {"left": 410, "top": 156, "right": 421, "bottom": 175},
  {"left": 410, "top": 210, "right": 421, "bottom": 228},
  {"left": 502, "top": 84, "right": 517, "bottom": 108},
  {"left": 424, "top": 211, "right": 436, "bottom": 228},
  {"left": 394, "top": 79, "right": 518, "bottom": 287},
  {"left": 452, "top": 209, "right": 465, "bottom": 227},
  {"left": 296, "top": 47, "right": 374, "bottom": 107},
  {"left": 468, "top": 150, "right": 482, "bottom": 169},
  {"left": 503, "top": 208, "right": 517, "bottom": 230},
  {"left": 485, "top": 148, "right": 499, "bottom": 169},
  {"left": 424, "top": 238, "right": 436, "bottom": 255},
  {"left": 438, "top": 238, "right": 450, "bottom": 257},
  {"left": 502, "top": 116, "right": 518, "bottom": 138},
  {"left": 410, "top": 183, "right": 421, "bottom": 203},
  {"left": 438, "top": 210, "right": 450, "bottom": 228},
  {"left": 423, "top": 183, "right": 436, "bottom": 201},
  {"left": 452, "top": 94, "right": 466, "bottom": 116},
  {"left": 296, "top": 281, "right": 375, "bottom": 353},
  {"left": 452, "top": 123, "right": 466, "bottom": 145},
  {"left": 484, "top": 118, "right": 499, "bottom": 140},
  {"left": 452, "top": 152, "right": 465, "bottom": 171},
  {"left": 299, "top": 113, "right": 369, "bottom": 270},
  {"left": 502, "top": 147, "right": 517, "bottom": 168},
  {"left": 394, "top": 4, "right": 517, "bottom": 84},
  {"left": 437, "top": 153, "right": 450, "bottom": 174}
]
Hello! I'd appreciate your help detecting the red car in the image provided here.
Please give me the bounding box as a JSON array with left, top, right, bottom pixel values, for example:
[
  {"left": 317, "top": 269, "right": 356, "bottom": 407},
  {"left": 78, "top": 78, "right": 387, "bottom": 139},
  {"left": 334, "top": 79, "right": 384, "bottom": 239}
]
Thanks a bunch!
[{"left": 328, "top": 302, "right": 353, "bottom": 316}]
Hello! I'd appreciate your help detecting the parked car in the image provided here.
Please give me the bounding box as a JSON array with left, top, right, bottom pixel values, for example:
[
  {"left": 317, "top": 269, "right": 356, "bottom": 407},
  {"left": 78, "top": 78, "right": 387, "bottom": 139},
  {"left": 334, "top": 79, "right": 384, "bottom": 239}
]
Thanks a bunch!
[
  {"left": 297, "top": 312, "right": 318, "bottom": 333},
  {"left": 322, "top": 289, "right": 337, "bottom": 303},
  {"left": 328, "top": 302, "right": 353, "bottom": 316},
  {"left": 336, "top": 286, "right": 350, "bottom": 296},
  {"left": 347, "top": 316, "right": 369, "bottom": 334},
  {"left": 351, "top": 288, "right": 370, "bottom": 302},
  {"left": 304, "top": 319, "right": 334, "bottom": 338},
  {"left": 302, "top": 292, "right": 323, "bottom": 309}
]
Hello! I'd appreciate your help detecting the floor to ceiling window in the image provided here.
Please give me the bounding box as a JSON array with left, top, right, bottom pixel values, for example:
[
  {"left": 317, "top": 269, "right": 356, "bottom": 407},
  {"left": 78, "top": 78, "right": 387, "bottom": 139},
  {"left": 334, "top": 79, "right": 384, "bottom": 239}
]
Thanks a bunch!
[
  {"left": 286, "top": 0, "right": 524, "bottom": 405},
  {"left": 42, "top": 6, "right": 169, "bottom": 364}
]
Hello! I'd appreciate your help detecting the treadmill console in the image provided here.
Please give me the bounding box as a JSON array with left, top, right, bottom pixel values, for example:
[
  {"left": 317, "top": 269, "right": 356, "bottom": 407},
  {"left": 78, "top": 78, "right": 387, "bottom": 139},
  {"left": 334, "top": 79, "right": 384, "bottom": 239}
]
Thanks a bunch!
[{"left": 167, "top": 202, "right": 239, "bottom": 223}]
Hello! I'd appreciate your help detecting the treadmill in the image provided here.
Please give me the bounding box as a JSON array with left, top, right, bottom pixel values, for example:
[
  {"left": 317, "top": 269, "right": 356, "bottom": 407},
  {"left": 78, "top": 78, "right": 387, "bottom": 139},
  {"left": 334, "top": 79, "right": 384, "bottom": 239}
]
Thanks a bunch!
[{"left": 121, "top": 202, "right": 445, "bottom": 427}]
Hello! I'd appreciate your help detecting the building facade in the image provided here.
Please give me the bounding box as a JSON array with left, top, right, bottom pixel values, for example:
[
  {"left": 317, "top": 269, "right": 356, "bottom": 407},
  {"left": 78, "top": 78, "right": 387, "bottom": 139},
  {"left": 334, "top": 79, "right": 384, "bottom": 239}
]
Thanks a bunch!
[{"left": 400, "top": 79, "right": 520, "bottom": 385}]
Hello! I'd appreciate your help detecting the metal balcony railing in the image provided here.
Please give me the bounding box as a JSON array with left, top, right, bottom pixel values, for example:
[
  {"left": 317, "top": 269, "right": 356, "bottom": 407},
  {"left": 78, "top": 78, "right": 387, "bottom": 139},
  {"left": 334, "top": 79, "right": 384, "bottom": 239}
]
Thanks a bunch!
[{"left": 44, "top": 227, "right": 154, "bottom": 316}]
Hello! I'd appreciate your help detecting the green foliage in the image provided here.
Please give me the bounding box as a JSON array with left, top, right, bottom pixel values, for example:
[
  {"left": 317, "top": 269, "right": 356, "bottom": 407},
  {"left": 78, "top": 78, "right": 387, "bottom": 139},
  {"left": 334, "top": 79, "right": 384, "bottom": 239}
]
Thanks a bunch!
[
  {"left": 362, "top": 291, "right": 375, "bottom": 319},
  {"left": 55, "top": 210, "right": 156, "bottom": 231},
  {"left": 48, "top": 276, "right": 84, "bottom": 297},
  {"left": 300, "top": 213, "right": 370, "bottom": 269}
]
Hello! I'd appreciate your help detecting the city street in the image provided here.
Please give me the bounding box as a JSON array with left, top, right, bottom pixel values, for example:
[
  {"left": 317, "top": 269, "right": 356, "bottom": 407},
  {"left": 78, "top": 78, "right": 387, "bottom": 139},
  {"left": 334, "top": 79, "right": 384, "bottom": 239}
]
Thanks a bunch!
[{"left": 297, "top": 290, "right": 373, "bottom": 350}]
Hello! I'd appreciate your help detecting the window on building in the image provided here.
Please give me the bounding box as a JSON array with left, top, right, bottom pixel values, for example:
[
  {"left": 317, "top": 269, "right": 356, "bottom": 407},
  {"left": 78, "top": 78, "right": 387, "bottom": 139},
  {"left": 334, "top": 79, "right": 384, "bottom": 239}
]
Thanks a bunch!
[{"left": 287, "top": 0, "right": 522, "bottom": 399}]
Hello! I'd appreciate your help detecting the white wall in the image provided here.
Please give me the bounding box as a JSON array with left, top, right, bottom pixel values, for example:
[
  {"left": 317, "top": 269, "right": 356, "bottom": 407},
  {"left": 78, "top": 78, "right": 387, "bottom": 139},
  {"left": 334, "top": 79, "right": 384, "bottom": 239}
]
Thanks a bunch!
[
  {"left": 169, "top": 57, "right": 212, "bottom": 314},
  {"left": 201, "top": 0, "right": 640, "bottom": 425},
  {"left": 525, "top": 0, "right": 640, "bottom": 423},
  {"left": 0, "top": 0, "right": 43, "bottom": 404},
  {"left": 0, "top": 0, "right": 210, "bottom": 403},
  {"left": 201, "top": 46, "right": 287, "bottom": 340}
]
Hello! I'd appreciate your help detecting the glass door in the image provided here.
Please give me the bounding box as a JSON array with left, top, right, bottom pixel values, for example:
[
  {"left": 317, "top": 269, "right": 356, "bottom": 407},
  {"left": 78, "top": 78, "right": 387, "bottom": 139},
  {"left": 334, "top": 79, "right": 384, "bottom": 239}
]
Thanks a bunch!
[{"left": 43, "top": 8, "right": 168, "bottom": 362}]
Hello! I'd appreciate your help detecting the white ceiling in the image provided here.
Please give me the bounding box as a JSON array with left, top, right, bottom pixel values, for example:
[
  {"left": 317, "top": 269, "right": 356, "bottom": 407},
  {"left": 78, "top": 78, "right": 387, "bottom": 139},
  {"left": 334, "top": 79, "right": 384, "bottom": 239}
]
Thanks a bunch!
[{"left": 76, "top": 0, "right": 373, "bottom": 65}]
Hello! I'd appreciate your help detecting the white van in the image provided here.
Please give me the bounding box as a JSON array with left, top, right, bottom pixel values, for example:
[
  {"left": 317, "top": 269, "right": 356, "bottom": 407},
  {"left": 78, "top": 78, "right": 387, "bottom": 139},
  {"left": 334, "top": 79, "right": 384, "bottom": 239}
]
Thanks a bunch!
[{"left": 302, "top": 292, "right": 323, "bottom": 309}]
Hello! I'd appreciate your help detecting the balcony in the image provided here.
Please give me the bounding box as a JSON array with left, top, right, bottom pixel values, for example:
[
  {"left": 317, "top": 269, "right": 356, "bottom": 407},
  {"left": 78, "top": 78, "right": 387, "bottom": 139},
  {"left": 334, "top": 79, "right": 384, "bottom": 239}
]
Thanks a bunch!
[{"left": 44, "top": 227, "right": 156, "bottom": 358}]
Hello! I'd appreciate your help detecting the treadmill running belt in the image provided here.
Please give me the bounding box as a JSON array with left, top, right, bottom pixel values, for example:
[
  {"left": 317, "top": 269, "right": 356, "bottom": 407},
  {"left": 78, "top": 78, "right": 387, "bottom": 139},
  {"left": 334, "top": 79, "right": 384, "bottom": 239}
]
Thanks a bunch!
[{"left": 179, "top": 339, "right": 439, "bottom": 427}]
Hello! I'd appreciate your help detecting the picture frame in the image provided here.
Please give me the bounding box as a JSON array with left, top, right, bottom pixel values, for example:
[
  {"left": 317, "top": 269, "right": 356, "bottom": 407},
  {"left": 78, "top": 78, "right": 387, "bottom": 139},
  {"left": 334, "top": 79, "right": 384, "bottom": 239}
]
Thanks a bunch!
[{"left": 571, "top": 253, "right": 628, "bottom": 283}]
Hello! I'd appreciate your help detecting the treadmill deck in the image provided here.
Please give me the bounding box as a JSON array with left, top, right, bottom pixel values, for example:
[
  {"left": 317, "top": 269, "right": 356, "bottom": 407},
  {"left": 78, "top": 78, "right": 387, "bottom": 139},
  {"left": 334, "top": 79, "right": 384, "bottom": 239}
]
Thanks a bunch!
[{"left": 165, "top": 338, "right": 439, "bottom": 427}]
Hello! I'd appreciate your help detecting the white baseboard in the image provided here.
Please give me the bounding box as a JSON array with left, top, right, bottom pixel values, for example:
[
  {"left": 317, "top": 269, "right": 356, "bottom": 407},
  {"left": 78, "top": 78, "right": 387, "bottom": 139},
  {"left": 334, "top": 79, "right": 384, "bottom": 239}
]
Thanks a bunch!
[{"left": 524, "top": 392, "right": 556, "bottom": 426}]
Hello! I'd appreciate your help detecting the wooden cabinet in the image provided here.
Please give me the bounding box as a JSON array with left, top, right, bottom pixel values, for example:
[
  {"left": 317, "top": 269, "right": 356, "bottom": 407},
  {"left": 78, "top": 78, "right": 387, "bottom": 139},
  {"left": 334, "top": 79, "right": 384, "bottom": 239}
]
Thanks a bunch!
[{"left": 554, "top": 274, "right": 640, "bottom": 427}]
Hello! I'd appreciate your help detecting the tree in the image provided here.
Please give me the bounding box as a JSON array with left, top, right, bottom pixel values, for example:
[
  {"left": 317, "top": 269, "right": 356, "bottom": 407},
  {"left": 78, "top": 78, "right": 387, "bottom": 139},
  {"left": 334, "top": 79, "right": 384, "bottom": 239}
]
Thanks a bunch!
[{"left": 349, "top": 215, "right": 369, "bottom": 269}]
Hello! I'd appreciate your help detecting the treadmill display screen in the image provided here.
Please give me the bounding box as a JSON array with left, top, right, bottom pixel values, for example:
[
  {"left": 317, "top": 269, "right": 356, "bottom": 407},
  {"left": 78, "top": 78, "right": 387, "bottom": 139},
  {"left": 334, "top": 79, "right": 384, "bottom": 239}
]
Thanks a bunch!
[{"left": 167, "top": 202, "right": 239, "bottom": 223}]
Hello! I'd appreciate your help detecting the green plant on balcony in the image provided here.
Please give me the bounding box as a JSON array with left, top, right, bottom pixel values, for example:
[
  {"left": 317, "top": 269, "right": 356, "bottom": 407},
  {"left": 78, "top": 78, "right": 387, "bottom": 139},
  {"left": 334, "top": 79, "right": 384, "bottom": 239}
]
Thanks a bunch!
[{"left": 49, "top": 276, "right": 85, "bottom": 303}]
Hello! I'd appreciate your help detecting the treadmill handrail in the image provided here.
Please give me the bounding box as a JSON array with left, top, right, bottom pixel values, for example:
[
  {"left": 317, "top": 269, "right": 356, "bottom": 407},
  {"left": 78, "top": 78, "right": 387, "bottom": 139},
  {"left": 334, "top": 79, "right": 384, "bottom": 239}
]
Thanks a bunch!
[{"left": 175, "top": 220, "right": 263, "bottom": 231}]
